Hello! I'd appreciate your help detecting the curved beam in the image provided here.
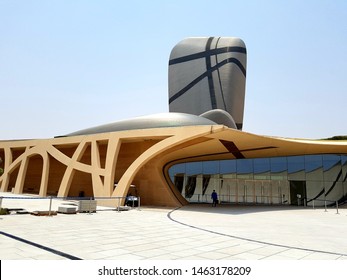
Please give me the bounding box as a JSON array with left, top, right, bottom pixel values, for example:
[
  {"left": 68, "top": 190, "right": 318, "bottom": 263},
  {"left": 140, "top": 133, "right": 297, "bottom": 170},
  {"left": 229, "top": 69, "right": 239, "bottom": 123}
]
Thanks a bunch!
[{"left": 112, "top": 126, "right": 223, "bottom": 203}]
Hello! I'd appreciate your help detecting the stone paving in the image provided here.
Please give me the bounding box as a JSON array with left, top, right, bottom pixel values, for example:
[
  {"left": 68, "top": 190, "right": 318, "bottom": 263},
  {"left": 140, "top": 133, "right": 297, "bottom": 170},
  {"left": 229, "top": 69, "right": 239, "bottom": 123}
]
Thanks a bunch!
[{"left": 1, "top": 192, "right": 347, "bottom": 260}]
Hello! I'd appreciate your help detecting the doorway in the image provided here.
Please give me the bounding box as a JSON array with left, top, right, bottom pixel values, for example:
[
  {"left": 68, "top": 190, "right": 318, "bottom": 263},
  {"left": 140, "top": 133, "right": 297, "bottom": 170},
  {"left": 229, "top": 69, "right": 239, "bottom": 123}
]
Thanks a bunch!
[{"left": 290, "top": 180, "right": 307, "bottom": 206}]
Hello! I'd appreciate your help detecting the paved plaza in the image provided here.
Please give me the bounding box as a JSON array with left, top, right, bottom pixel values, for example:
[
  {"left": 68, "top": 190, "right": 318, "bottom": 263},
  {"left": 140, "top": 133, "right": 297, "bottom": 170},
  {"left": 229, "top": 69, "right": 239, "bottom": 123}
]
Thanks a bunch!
[{"left": 1, "top": 192, "right": 347, "bottom": 260}]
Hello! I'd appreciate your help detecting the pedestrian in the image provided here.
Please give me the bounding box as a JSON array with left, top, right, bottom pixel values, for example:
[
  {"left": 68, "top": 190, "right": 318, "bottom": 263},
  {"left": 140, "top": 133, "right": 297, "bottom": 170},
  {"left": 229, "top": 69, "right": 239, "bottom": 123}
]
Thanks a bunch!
[{"left": 211, "top": 190, "right": 218, "bottom": 207}]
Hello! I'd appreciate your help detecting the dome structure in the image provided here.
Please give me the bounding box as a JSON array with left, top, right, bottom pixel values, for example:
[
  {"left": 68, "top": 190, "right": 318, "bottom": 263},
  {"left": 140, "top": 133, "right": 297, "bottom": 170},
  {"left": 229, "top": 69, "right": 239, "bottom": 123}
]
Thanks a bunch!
[
  {"left": 200, "top": 109, "right": 237, "bottom": 129},
  {"left": 64, "top": 112, "right": 218, "bottom": 136}
]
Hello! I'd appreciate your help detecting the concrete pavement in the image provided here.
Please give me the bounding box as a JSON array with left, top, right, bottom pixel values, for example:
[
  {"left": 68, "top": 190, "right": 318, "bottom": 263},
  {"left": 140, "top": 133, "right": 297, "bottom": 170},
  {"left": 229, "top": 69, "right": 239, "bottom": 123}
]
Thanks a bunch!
[{"left": 1, "top": 192, "right": 347, "bottom": 260}]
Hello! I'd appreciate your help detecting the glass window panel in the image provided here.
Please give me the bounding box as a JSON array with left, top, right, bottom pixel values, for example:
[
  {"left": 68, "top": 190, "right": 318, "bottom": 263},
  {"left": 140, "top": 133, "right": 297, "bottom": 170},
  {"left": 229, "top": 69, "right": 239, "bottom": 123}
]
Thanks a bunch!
[
  {"left": 305, "top": 155, "right": 323, "bottom": 181},
  {"left": 323, "top": 155, "right": 341, "bottom": 171},
  {"left": 237, "top": 173, "right": 253, "bottom": 179},
  {"left": 323, "top": 155, "right": 342, "bottom": 182},
  {"left": 342, "top": 155, "right": 347, "bottom": 166},
  {"left": 221, "top": 173, "right": 236, "bottom": 179},
  {"left": 341, "top": 155, "right": 347, "bottom": 182},
  {"left": 343, "top": 181, "right": 347, "bottom": 199},
  {"left": 288, "top": 156, "right": 305, "bottom": 180},
  {"left": 305, "top": 155, "right": 322, "bottom": 172},
  {"left": 254, "top": 158, "right": 270, "bottom": 174},
  {"left": 288, "top": 156, "right": 305, "bottom": 173},
  {"left": 168, "top": 163, "right": 185, "bottom": 182},
  {"left": 186, "top": 162, "right": 202, "bottom": 175},
  {"left": 271, "top": 175, "right": 287, "bottom": 180},
  {"left": 270, "top": 157, "right": 287, "bottom": 173},
  {"left": 202, "top": 160, "right": 219, "bottom": 174},
  {"left": 237, "top": 159, "right": 253, "bottom": 179},
  {"left": 237, "top": 159, "right": 253, "bottom": 174},
  {"left": 169, "top": 163, "right": 185, "bottom": 177},
  {"left": 306, "top": 180, "right": 324, "bottom": 205},
  {"left": 306, "top": 169, "right": 323, "bottom": 181},
  {"left": 220, "top": 159, "right": 236, "bottom": 174},
  {"left": 325, "top": 181, "right": 344, "bottom": 203},
  {"left": 254, "top": 158, "right": 270, "bottom": 179}
]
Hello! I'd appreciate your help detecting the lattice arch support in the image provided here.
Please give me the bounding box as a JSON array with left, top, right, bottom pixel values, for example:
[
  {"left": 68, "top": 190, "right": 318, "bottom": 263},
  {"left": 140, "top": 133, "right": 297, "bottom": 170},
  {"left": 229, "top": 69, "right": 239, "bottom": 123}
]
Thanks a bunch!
[{"left": 0, "top": 126, "right": 220, "bottom": 207}]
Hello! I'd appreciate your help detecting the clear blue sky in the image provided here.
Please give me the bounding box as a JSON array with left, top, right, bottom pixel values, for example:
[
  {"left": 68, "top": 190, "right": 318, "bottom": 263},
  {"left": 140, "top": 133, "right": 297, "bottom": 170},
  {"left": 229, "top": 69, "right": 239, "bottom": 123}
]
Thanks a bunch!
[{"left": 1, "top": 0, "right": 346, "bottom": 140}]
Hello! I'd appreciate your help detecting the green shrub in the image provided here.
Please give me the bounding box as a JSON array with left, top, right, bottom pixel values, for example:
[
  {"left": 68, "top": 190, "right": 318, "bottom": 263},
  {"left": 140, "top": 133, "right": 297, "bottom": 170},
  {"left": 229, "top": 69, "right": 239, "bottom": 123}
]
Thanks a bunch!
[{"left": 0, "top": 208, "right": 9, "bottom": 215}]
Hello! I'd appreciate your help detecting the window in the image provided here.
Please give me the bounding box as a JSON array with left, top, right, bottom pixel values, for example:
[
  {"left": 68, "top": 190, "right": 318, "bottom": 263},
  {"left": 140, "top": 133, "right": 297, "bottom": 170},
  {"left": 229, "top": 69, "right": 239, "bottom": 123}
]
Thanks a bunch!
[
  {"left": 305, "top": 155, "right": 323, "bottom": 181},
  {"left": 288, "top": 156, "right": 305, "bottom": 180},
  {"left": 202, "top": 160, "right": 219, "bottom": 174},
  {"left": 220, "top": 159, "right": 236, "bottom": 174},
  {"left": 186, "top": 162, "right": 202, "bottom": 175}
]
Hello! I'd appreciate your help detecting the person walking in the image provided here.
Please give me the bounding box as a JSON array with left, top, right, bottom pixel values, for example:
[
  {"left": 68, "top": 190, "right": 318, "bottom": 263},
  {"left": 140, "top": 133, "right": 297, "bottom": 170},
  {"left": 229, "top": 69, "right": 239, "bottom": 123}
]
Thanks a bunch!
[{"left": 211, "top": 190, "right": 218, "bottom": 207}]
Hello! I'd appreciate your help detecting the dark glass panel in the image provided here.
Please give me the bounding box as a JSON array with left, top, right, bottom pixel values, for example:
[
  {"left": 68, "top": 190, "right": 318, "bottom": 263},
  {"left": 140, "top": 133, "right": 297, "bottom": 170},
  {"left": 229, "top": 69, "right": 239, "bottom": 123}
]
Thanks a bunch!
[
  {"left": 169, "top": 163, "right": 185, "bottom": 177},
  {"left": 270, "top": 157, "right": 287, "bottom": 173},
  {"left": 202, "top": 160, "right": 219, "bottom": 174},
  {"left": 305, "top": 155, "right": 323, "bottom": 172},
  {"left": 254, "top": 158, "right": 270, "bottom": 174},
  {"left": 185, "top": 176, "right": 196, "bottom": 198},
  {"left": 305, "top": 155, "right": 323, "bottom": 181},
  {"left": 342, "top": 155, "right": 347, "bottom": 183},
  {"left": 237, "top": 159, "right": 253, "bottom": 174},
  {"left": 220, "top": 159, "right": 236, "bottom": 174},
  {"left": 287, "top": 156, "right": 305, "bottom": 174},
  {"left": 323, "top": 155, "right": 342, "bottom": 182},
  {"left": 323, "top": 155, "right": 341, "bottom": 171},
  {"left": 186, "top": 162, "right": 202, "bottom": 175}
]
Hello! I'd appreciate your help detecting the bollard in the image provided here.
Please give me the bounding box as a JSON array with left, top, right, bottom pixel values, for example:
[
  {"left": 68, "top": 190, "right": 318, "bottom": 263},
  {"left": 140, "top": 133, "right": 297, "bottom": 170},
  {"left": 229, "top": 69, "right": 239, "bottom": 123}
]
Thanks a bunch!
[
  {"left": 324, "top": 200, "right": 327, "bottom": 212},
  {"left": 88, "top": 197, "right": 92, "bottom": 215},
  {"left": 312, "top": 199, "right": 315, "bottom": 210},
  {"left": 117, "top": 197, "right": 120, "bottom": 213},
  {"left": 48, "top": 196, "right": 53, "bottom": 216},
  {"left": 0, "top": 196, "right": 3, "bottom": 209},
  {"left": 336, "top": 201, "right": 339, "bottom": 214},
  {"left": 137, "top": 196, "right": 141, "bottom": 211}
]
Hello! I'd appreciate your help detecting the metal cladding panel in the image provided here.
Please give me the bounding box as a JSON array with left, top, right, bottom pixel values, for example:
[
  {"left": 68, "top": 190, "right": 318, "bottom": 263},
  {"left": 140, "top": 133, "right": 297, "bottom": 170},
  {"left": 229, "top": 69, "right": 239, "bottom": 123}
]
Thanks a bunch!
[{"left": 169, "top": 37, "right": 247, "bottom": 130}]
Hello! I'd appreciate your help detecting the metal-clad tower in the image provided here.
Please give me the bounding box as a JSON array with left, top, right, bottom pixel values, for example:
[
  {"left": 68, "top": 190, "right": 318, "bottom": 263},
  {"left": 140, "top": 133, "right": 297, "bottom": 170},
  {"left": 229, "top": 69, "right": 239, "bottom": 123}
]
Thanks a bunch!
[{"left": 169, "top": 37, "right": 247, "bottom": 130}]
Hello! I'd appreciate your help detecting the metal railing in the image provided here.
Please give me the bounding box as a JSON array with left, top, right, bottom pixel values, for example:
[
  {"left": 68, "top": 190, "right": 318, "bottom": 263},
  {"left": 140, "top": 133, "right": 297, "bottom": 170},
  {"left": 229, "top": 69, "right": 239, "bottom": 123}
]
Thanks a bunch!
[
  {"left": 185, "top": 194, "right": 285, "bottom": 205},
  {"left": 306, "top": 197, "right": 341, "bottom": 214},
  {"left": 184, "top": 194, "right": 343, "bottom": 214}
]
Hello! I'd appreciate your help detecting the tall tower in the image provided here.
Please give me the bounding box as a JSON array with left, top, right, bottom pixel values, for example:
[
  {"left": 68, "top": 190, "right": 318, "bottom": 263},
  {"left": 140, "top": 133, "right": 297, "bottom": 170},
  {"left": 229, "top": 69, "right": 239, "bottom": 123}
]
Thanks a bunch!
[{"left": 168, "top": 37, "right": 247, "bottom": 130}]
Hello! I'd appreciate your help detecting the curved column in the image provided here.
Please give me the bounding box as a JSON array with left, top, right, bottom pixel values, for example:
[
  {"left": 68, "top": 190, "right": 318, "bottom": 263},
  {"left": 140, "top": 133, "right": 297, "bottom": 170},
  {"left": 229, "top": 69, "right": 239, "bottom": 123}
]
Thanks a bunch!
[
  {"left": 112, "top": 126, "right": 223, "bottom": 204},
  {"left": 39, "top": 151, "right": 50, "bottom": 196},
  {"left": 0, "top": 147, "right": 12, "bottom": 192},
  {"left": 103, "top": 137, "right": 121, "bottom": 197},
  {"left": 13, "top": 147, "right": 30, "bottom": 194},
  {"left": 57, "top": 141, "right": 90, "bottom": 197}
]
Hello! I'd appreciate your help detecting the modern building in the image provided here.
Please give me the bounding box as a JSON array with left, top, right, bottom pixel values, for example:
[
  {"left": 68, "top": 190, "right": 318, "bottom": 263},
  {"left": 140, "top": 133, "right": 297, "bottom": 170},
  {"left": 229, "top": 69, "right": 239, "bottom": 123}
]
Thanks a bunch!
[{"left": 1, "top": 37, "right": 346, "bottom": 207}]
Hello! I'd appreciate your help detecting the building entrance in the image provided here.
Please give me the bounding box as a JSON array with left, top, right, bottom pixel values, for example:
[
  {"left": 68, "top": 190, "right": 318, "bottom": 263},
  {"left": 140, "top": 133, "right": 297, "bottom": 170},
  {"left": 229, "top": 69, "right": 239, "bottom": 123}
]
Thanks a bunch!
[
  {"left": 176, "top": 175, "right": 290, "bottom": 205},
  {"left": 290, "top": 180, "right": 307, "bottom": 206}
]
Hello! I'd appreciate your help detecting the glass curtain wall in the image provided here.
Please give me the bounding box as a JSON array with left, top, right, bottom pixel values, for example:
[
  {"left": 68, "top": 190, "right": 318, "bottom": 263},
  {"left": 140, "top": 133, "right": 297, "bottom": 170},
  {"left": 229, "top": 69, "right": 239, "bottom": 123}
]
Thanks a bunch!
[{"left": 168, "top": 154, "right": 347, "bottom": 206}]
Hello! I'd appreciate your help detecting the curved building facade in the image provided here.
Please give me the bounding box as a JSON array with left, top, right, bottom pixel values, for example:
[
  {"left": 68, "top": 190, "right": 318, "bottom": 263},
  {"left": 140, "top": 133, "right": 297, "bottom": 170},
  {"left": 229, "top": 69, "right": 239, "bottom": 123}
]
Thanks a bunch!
[{"left": 1, "top": 125, "right": 347, "bottom": 207}]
